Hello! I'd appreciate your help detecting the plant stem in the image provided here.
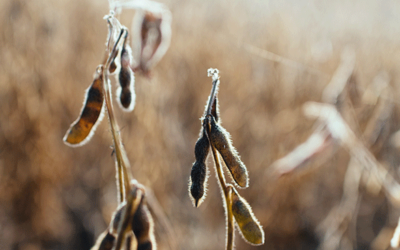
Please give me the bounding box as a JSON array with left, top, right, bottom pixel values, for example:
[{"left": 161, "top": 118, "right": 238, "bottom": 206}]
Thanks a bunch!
[
  {"left": 206, "top": 79, "right": 220, "bottom": 116},
  {"left": 207, "top": 122, "right": 234, "bottom": 250},
  {"left": 114, "top": 188, "right": 143, "bottom": 250},
  {"left": 103, "top": 28, "right": 134, "bottom": 202}
]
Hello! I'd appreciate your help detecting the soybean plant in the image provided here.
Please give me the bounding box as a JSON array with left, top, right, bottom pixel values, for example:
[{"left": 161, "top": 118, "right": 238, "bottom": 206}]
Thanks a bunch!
[{"left": 189, "top": 69, "right": 264, "bottom": 249}]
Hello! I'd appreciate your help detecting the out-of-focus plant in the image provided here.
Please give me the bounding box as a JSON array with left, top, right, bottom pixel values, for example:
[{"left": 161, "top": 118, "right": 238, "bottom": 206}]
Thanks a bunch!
[{"left": 63, "top": 1, "right": 171, "bottom": 249}]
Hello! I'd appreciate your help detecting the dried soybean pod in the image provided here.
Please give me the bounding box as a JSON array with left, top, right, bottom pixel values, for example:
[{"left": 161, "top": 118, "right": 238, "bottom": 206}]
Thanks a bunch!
[
  {"left": 91, "top": 230, "right": 115, "bottom": 250},
  {"left": 132, "top": 198, "right": 156, "bottom": 250},
  {"left": 125, "top": 233, "right": 137, "bottom": 250},
  {"left": 110, "top": 202, "right": 126, "bottom": 235},
  {"left": 189, "top": 129, "right": 210, "bottom": 207},
  {"left": 207, "top": 115, "right": 249, "bottom": 188},
  {"left": 116, "top": 29, "right": 136, "bottom": 112},
  {"left": 231, "top": 188, "right": 264, "bottom": 245},
  {"left": 64, "top": 65, "right": 105, "bottom": 146}
]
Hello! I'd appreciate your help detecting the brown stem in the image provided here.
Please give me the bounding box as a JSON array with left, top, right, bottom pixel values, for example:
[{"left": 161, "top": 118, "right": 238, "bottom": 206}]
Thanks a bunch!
[
  {"left": 103, "top": 28, "right": 134, "bottom": 201},
  {"left": 225, "top": 185, "right": 234, "bottom": 250},
  {"left": 206, "top": 79, "right": 220, "bottom": 116},
  {"left": 206, "top": 120, "right": 234, "bottom": 250},
  {"left": 113, "top": 188, "right": 143, "bottom": 250},
  {"left": 114, "top": 157, "right": 125, "bottom": 203}
]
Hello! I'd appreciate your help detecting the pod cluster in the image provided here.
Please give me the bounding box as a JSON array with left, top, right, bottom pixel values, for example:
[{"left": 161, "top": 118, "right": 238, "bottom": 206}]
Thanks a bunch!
[
  {"left": 189, "top": 69, "right": 264, "bottom": 246},
  {"left": 189, "top": 84, "right": 249, "bottom": 206},
  {"left": 63, "top": 8, "right": 171, "bottom": 147},
  {"left": 92, "top": 184, "right": 156, "bottom": 250}
]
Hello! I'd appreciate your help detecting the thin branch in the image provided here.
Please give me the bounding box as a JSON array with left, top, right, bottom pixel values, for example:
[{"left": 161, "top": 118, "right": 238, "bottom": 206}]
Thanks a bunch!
[
  {"left": 244, "top": 43, "right": 330, "bottom": 78},
  {"left": 208, "top": 139, "right": 234, "bottom": 250},
  {"left": 113, "top": 186, "right": 143, "bottom": 250},
  {"left": 206, "top": 69, "right": 220, "bottom": 116},
  {"left": 103, "top": 28, "right": 134, "bottom": 201}
]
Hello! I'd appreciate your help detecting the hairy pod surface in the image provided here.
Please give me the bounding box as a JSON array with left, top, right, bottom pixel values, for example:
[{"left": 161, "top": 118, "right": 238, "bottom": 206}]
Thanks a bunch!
[
  {"left": 63, "top": 66, "right": 105, "bottom": 146},
  {"left": 110, "top": 202, "right": 126, "bottom": 235},
  {"left": 189, "top": 130, "right": 210, "bottom": 207},
  {"left": 91, "top": 230, "right": 115, "bottom": 250},
  {"left": 124, "top": 233, "right": 137, "bottom": 250},
  {"left": 116, "top": 33, "right": 136, "bottom": 112},
  {"left": 231, "top": 188, "right": 264, "bottom": 245},
  {"left": 132, "top": 199, "right": 156, "bottom": 250},
  {"left": 206, "top": 116, "right": 249, "bottom": 188}
]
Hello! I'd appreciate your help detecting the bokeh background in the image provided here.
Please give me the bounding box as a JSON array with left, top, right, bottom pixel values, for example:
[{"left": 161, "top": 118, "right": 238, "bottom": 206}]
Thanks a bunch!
[{"left": 2, "top": 0, "right": 400, "bottom": 249}]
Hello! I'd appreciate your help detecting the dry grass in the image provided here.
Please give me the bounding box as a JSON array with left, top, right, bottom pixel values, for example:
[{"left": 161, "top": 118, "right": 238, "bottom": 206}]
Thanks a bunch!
[{"left": 2, "top": 0, "right": 400, "bottom": 249}]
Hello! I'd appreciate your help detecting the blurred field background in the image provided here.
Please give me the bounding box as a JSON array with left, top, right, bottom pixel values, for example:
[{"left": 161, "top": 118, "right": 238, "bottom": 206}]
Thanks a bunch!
[{"left": 2, "top": 0, "right": 400, "bottom": 249}]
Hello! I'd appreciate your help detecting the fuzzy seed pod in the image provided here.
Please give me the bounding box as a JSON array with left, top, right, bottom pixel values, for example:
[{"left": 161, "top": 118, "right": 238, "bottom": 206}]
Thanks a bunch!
[
  {"left": 131, "top": 9, "right": 171, "bottom": 75},
  {"left": 116, "top": 30, "right": 136, "bottom": 112},
  {"left": 189, "top": 129, "right": 210, "bottom": 207},
  {"left": 125, "top": 234, "right": 136, "bottom": 250},
  {"left": 231, "top": 188, "right": 264, "bottom": 245},
  {"left": 64, "top": 65, "right": 106, "bottom": 146},
  {"left": 91, "top": 230, "right": 115, "bottom": 250},
  {"left": 132, "top": 198, "right": 156, "bottom": 250},
  {"left": 206, "top": 115, "right": 249, "bottom": 188},
  {"left": 110, "top": 202, "right": 126, "bottom": 235}
]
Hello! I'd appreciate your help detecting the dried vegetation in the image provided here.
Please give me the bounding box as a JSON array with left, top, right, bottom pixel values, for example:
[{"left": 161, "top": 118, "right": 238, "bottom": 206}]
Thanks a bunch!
[{"left": 2, "top": 0, "right": 400, "bottom": 249}]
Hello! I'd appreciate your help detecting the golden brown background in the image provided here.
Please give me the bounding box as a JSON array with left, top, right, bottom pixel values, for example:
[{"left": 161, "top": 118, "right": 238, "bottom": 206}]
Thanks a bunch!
[{"left": 2, "top": 0, "right": 400, "bottom": 249}]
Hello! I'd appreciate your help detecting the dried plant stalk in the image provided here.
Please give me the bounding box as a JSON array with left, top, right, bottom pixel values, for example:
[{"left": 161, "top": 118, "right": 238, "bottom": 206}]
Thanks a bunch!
[
  {"left": 189, "top": 69, "right": 264, "bottom": 250},
  {"left": 114, "top": 184, "right": 144, "bottom": 250},
  {"left": 303, "top": 102, "right": 400, "bottom": 206},
  {"left": 321, "top": 46, "right": 356, "bottom": 104},
  {"left": 269, "top": 126, "right": 333, "bottom": 176},
  {"left": 65, "top": 6, "right": 172, "bottom": 248},
  {"left": 317, "top": 157, "right": 362, "bottom": 250}
]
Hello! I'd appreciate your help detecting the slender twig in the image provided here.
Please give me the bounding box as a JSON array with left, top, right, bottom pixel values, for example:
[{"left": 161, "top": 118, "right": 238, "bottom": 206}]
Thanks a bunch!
[
  {"left": 114, "top": 187, "right": 143, "bottom": 250},
  {"left": 103, "top": 28, "right": 134, "bottom": 202},
  {"left": 207, "top": 136, "right": 234, "bottom": 250},
  {"left": 204, "top": 69, "right": 234, "bottom": 249},
  {"left": 206, "top": 79, "right": 220, "bottom": 116}
]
